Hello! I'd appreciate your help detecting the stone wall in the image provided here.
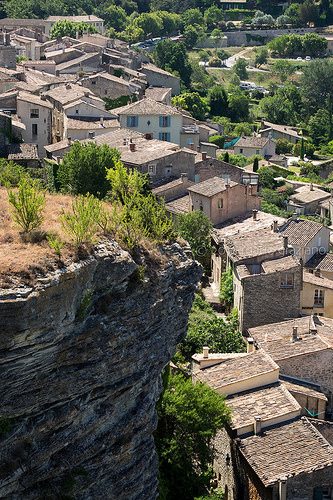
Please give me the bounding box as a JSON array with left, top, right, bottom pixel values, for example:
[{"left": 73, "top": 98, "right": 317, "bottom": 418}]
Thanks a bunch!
[
  {"left": 0, "top": 239, "right": 201, "bottom": 499},
  {"left": 226, "top": 28, "right": 316, "bottom": 47}
]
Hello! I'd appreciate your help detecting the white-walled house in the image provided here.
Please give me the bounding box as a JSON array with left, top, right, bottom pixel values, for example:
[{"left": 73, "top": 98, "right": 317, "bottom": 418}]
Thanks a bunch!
[
  {"left": 112, "top": 97, "right": 183, "bottom": 146},
  {"left": 234, "top": 136, "right": 276, "bottom": 158},
  {"left": 17, "top": 91, "right": 53, "bottom": 154}
]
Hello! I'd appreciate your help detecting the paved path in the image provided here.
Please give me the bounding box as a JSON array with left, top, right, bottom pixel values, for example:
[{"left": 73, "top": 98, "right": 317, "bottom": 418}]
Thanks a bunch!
[{"left": 201, "top": 282, "right": 227, "bottom": 320}]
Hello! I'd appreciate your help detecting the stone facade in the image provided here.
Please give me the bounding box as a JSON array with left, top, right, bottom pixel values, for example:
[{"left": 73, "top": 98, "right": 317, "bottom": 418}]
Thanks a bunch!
[
  {"left": 0, "top": 239, "right": 201, "bottom": 499},
  {"left": 195, "top": 157, "right": 259, "bottom": 187}
]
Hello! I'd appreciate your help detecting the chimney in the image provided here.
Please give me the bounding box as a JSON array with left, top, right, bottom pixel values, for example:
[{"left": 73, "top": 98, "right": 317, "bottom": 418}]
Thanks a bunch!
[
  {"left": 129, "top": 142, "right": 135, "bottom": 152},
  {"left": 310, "top": 315, "right": 317, "bottom": 334},
  {"left": 201, "top": 152, "right": 207, "bottom": 161},
  {"left": 252, "top": 209, "right": 258, "bottom": 220},
  {"left": 100, "top": 116, "right": 104, "bottom": 125},
  {"left": 254, "top": 417, "right": 262, "bottom": 435},
  {"left": 291, "top": 212, "right": 298, "bottom": 220},
  {"left": 279, "top": 479, "right": 287, "bottom": 500},
  {"left": 272, "top": 220, "right": 278, "bottom": 233},
  {"left": 315, "top": 268, "right": 321, "bottom": 277},
  {"left": 291, "top": 326, "right": 298, "bottom": 341},
  {"left": 181, "top": 173, "right": 188, "bottom": 183},
  {"left": 123, "top": 137, "right": 127, "bottom": 145},
  {"left": 283, "top": 235, "right": 288, "bottom": 249},
  {"left": 197, "top": 145, "right": 200, "bottom": 153},
  {"left": 310, "top": 182, "right": 314, "bottom": 191},
  {"left": 203, "top": 346, "right": 209, "bottom": 358},
  {"left": 66, "top": 83, "right": 72, "bottom": 90},
  {"left": 247, "top": 337, "right": 255, "bottom": 353}
]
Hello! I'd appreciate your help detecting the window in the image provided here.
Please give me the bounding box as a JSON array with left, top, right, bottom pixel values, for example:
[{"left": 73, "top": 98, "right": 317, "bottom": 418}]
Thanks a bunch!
[
  {"left": 91, "top": 80, "right": 96, "bottom": 85},
  {"left": 218, "top": 199, "right": 223, "bottom": 209},
  {"left": 127, "top": 115, "right": 138, "bottom": 127},
  {"left": 159, "top": 116, "right": 170, "bottom": 127},
  {"left": 280, "top": 272, "right": 294, "bottom": 288},
  {"left": 240, "top": 148, "right": 243, "bottom": 153},
  {"left": 32, "top": 123, "right": 38, "bottom": 137},
  {"left": 314, "top": 289, "right": 324, "bottom": 307},
  {"left": 30, "top": 108, "right": 39, "bottom": 118},
  {"left": 159, "top": 132, "right": 170, "bottom": 142},
  {"left": 148, "top": 164, "right": 156, "bottom": 175},
  {"left": 256, "top": 149, "right": 260, "bottom": 154},
  {"left": 104, "top": 89, "right": 107, "bottom": 95}
]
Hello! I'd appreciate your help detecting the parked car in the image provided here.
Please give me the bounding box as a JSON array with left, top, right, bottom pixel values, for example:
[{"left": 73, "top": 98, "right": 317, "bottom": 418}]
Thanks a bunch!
[
  {"left": 296, "top": 57, "right": 303, "bottom": 61},
  {"left": 305, "top": 56, "right": 311, "bottom": 61}
]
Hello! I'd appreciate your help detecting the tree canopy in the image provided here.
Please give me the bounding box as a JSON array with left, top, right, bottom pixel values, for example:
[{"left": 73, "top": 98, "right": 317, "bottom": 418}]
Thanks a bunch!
[
  {"left": 177, "top": 210, "right": 214, "bottom": 266},
  {"left": 50, "top": 20, "right": 98, "bottom": 39}
]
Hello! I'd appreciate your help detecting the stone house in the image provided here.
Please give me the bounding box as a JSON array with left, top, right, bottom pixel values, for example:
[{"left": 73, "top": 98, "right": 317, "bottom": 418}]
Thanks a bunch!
[
  {"left": 55, "top": 52, "right": 101, "bottom": 76},
  {"left": 6, "top": 143, "right": 39, "bottom": 168},
  {"left": 17, "top": 91, "right": 53, "bottom": 154},
  {"left": 44, "top": 16, "right": 105, "bottom": 36},
  {"left": 145, "top": 87, "right": 172, "bottom": 105},
  {"left": 192, "top": 348, "right": 333, "bottom": 500},
  {"left": 279, "top": 217, "right": 330, "bottom": 264},
  {"left": 259, "top": 119, "right": 302, "bottom": 144},
  {"left": 288, "top": 184, "right": 331, "bottom": 215},
  {"left": 112, "top": 97, "right": 183, "bottom": 146},
  {"left": 0, "top": 69, "right": 18, "bottom": 93},
  {"left": 0, "top": 18, "right": 48, "bottom": 33},
  {"left": 249, "top": 315, "right": 333, "bottom": 410},
  {"left": 0, "top": 34, "right": 16, "bottom": 70},
  {"left": 79, "top": 72, "right": 135, "bottom": 101},
  {"left": 305, "top": 252, "right": 333, "bottom": 280},
  {"left": 64, "top": 117, "right": 119, "bottom": 141},
  {"left": 139, "top": 63, "right": 180, "bottom": 96},
  {"left": 187, "top": 177, "right": 261, "bottom": 226},
  {"left": 194, "top": 156, "right": 259, "bottom": 187},
  {"left": 234, "top": 136, "right": 276, "bottom": 158},
  {"left": 11, "top": 33, "right": 43, "bottom": 60},
  {"left": 152, "top": 174, "right": 194, "bottom": 201},
  {"left": 21, "top": 60, "right": 56, "bottom": 75}
]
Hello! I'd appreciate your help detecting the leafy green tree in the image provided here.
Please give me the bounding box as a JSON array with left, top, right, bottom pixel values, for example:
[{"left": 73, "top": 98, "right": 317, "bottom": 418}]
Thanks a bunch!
[
  {"left": 50, "top": 20, "right": 98, "bottom": 39},
  {"left": 284, "top": 3, "right": 301, "bottom": 26},
  {"left": 285, "top": 34, "right": 303, "bottom": 56},
  {"left": 302, "top": 32, "right": 327, "bottom": 57},
  {"left": 276, "top": 14, "right": 290, "bottom": 26},
  {"left": 190, "top": 59, "right": 215, "bottom": 92},
  {"left": 153, "top": 40, "right": 192, "bottom": 87},
  {"left": 207, "top": 85, "right": 228, "bottom": 117},
  {"left": 251, "top": 10, "right": 274, "bottom": 26},
  {"left": 233, "top": 122, "right": 252, "bottom": 137},
  {"left": 104, "top": 5, "right": 128, "bottom": 31},
  {"left": 106, "top": 160, "right": 151, "bottom": 204},
  {"left": 7, "top": 178, "right": 46, "bottom": 235},
  {"left": 0, "top": 159, "right": 28, "bottom": 186},
  {"left": 57, "top": 142, "right": 121, "bottom": 198},
  {"left": 227, "top": 90, "right": 250, "bottom": 122},
  {"left": 184, "top": 24, "right": 204, "bottom": 48},
  {"left": 219, "top": 266, "right": 233, "bottom": 311},
  {"left": 276, "top": 139, "right": 294, "bottom": 155},
  {"left": 271, "top": 60, "right": 296, "bottom": 82},
  {"left": 204, "top": 6, "right": 223, "bottom": 27},
  {"left": 60, "top": 194, "right": 102, "bottom": 248},
  {"left": 178, "top": 295, "right": 245, "bottom": 360},
  {"left": 118, "top": 25, "right": 145, "bottom": 44},
  {"left": 253, "top": 156, "right": 259, "bottom": 172},
  {"left": 155, "top": 371, "right": 231, "bottom": 500},
  {"left": 133, "top": 12, "right": 163, "bottom": 37},
  {"left": 177, "top": 210, "right": 213, "bottom": 266},
  {"left": 182, "top": 8, "right": 206, "bottom": 28},
  {"left": 308, "top": 107, "right": 331, "bottom": 145},
  {"left": 299, "top": 0, "right": 319, "bottom": 26},
  {"left": 260, "top": 86, "right": 302, "bottom": 126},
  {"left": 267, "top": 33, "right": 290, "bottom": 56},
  {"left": 232, "top": 57, "right": 248, "bottom": 80},
  {"left": 155, "top": 11, "right": 181, "bottom": 35},
  {"left": 258, "top": 165, "right": 275, "bottom": 189},
  {"left": 209, "top": 135, "right": 225, "bottom": 148},
  {"left": 254, "top": 47, "right": 268, "bottom": 68},
  {"left": 172, "top": 92, "right": 209, "bottom": 120}
]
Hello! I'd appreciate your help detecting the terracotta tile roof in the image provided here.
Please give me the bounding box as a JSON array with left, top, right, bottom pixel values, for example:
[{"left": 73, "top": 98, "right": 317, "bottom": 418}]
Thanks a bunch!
[
  {"left": 188, "top": 177, "right": 238, "bottom": 197},
  {"left": 194, "top": 350, "right": 278, "bottom": 390},
  {"left": 145, "top": 87, "right": 171, "bottom": 101},
  {"left": 213, "top": 211, "right": 286, "bottom": 243},
  {"left": 224, "top": 228, "right": 285, "bottom": 263},
  {"left": 112, "top": 97, "right": 181, "bottom": 116},
  {"left": 227, "top": 382, "right": 300, "bottom": 431},
  {"left": 165, "top": 194, "right": 190, "bottom": 214},
  {"left": 305, "top": 252, "right": 333, "bottom": 272},
  {"left": 235, "top": 136, "right": 270, "bottom": 148},
  {"left": 280, "top": 219, "right": 327, "bottom": 247},
  {"left": 17, "top": 91, "right": 53, "bottom": 108},
  {"left": 249, "top": 316, "right": 333, "bottom": 360},
  {"left": 281, "top": 376, "right": 327, "bottom": 401},
  {"left": 238, "top": 418, "right": 333, "bottom": 486},
  {"left": 261, "top": 254, "right": 300, "bottom": 274},
  {"left": 7, "top": 143, "right": 39, "bottom": 160},
  {"left": 303, "top": 271, "right": 333, "bottom": 290},
  {"left": 56, "top": 52, "right": 100, "bottom": 72},
  {"left": 291, "top": 185, "right": 330, "bottom": 204}
]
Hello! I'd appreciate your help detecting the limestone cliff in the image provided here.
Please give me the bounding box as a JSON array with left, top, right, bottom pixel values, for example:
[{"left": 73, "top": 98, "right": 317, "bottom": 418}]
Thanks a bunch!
[{"left": 0, "top": 239, "right": 201, "bottom": 500}]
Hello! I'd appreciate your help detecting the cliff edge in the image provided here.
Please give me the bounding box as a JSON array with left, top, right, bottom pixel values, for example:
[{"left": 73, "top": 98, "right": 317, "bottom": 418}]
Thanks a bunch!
[{"left": 0, "top": 238, "right": 201, "bottom": 499}]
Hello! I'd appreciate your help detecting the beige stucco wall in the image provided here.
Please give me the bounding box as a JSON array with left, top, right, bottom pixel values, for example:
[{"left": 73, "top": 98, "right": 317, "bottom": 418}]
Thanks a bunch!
[
  {"left": 301, "top": 280, "right": 333, "bottom": 318},
  {"left": 17, "top": 99, "right": 52, "bottom": 154},
  {"left": 119, "top": 113, "right": 182, "bottom": 146},
  {"left": 234, "top": 139, "right": 275, "bottom": 158}
]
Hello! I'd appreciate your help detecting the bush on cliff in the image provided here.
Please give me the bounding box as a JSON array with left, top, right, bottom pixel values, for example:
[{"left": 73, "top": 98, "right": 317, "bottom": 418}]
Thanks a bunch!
[{"left": 7, "top": 177, "right": 46, "bottom": 235}]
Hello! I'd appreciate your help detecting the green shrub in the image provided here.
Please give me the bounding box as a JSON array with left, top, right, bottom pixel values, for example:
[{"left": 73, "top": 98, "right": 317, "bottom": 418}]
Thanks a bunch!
[
  {"left": 47, "top": 233, "right": 64, "bottom": 259},
  {"left": 60, "top": 194, "right": 102, "bottom": 248},
  {"left": 0, "top": 159, "right": 27, "bottom": 187},
  {"left": 209, "top": 135, "right": 225, "bottom": 148},
  {"left": 7, "top": 178, "right": 46, "bottom": 234}
]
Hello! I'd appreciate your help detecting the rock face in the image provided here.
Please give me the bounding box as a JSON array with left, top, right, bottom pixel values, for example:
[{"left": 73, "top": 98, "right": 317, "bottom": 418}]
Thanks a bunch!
[{"left": 0, "top": 239, "right": 201, "bottom": 500}]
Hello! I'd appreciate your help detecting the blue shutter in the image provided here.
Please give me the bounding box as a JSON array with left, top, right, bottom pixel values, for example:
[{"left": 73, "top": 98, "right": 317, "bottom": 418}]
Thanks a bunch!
[
  {"left": 167, "top": 116, "right": 171, "bottom": 127},
  {"left": 134, "top": 116, "right": 138, "bottom": 127},
  {"left": 159, "top": 132, "right": 162, "bottom": 140},
  {"left": 127, "top": 116, "right": 131, "bottom": 127},
  {"left": 159, "top": 116, "right": 163, "bottom": 127},
  {"left": 167, "top": 132, "right": 170, "bottom": 142}
]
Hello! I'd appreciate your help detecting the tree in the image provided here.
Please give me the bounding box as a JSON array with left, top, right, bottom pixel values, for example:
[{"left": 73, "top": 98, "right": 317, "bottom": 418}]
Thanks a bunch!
[
  {"left": 184, "top": 24, "right": 204, "bottom": 49},
  {"left": 276, "top": 14, "right": 290, "bottom": 26},
  {"left": 155, "top": 371, "right": 231, "bottom": 500},
  {"left": 190, "top": 59, "right": 215, "bottom": 92},
  {"left": 232, "top": 57, "right": 248, "bottom": 80},
  {"left": 276, "top": 139, "right": 293, "bottom": 154},
  {"left": 284, "top": 3, "right": 301, "bottom": 26},
  {"left": 254, "top": 47, "right": 268, "bottom": 68},
  {"left": 251, "top": 10, "right": 274, "bottom": 26},
  {"left": 153, "top": 40, "right": 192, "bottom": 87},
  {"left": 271, "top": 60, "right": 296, "bottom": 82},
  {"left": 219, "top": 266, "right": 233, "bottom": 311},
  {"left": 57, "top": 142, "right": 121, "bottom": 198},
  {"left": 302, "top": 32, "right": 327, "bottom": 57},
  {"left": 253, "top": 156, "right": 259, "bottom": 172},
  {"left": 106, "top": 160, "right": 151, "bottom": 204},
  {"left": 172, "top": 92, "right": 209, "bottom": 121},
  {"left": 133, "top": 12, "right": 164, "bottom": 37},
  {"left": 299, "top": 0, "right": 319, "bottom": 26},
  {"left": 258, "top": 165, "right": 275, "bottom": 189},
  {"left": 285, "top": 34, "right": 303, "bottom": 56},
  {"left": 7, "top": 178, "right": 46, "bottom": 235},
  {"left": 204, "top": 5, "right": 223, "bottom": 28},
  {"left": 267, "top": 33, "right": 290, "bottom": 56},
  {"left": 177, "top": 210, "right": 213, "bottom": 266},
  {"left": 181, "top": 8, "right": 206, "bottom": 28},
  {"left": 104, "top": 5, "right": 128, "bottom": 31},
  {"left": 50, "top": 20, "right": 98, "bottom": 39},
  {"left": 227, "top": 90, "right": 250, "bottom": 122},
  {"left": 155, "top": 11, "right": 181, "bottom": 35},
  {"left": 308, "top": 108, "right": 330, "bottom": 145},
  {"left": 207, "top": 85, "right": 228, "bottom": 117},
  {"left": 210, "top": 28, "right": 224, "bottom": 52}
]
